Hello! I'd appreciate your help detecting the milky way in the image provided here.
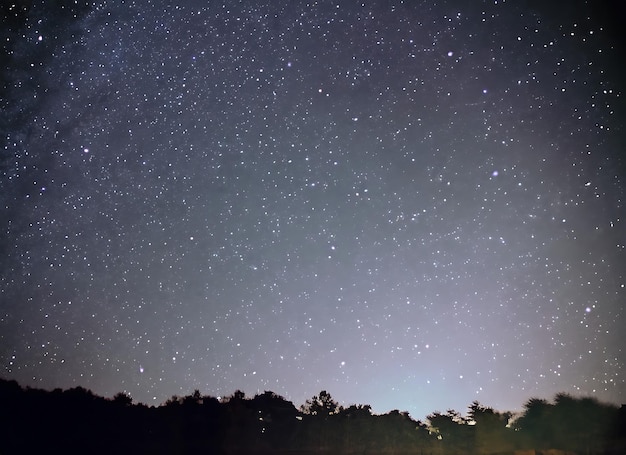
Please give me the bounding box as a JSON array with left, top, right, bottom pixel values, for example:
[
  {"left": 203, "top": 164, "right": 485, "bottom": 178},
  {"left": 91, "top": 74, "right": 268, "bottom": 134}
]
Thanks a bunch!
[{"left": 1, "top": 1, "right": 624, "bottom": 420}]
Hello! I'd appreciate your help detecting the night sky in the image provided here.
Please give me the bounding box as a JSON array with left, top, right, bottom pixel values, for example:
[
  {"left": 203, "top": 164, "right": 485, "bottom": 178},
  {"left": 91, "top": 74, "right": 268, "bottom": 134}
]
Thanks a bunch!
[{"left": 1, "top": 0, "right": 625, "bottom": 420}]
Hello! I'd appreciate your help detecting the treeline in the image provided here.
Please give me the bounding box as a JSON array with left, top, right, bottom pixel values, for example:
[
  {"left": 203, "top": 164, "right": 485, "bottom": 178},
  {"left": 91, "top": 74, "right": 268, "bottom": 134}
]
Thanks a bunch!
[{"left": 0, "top": 378, "right": 624, "bottom": 455}]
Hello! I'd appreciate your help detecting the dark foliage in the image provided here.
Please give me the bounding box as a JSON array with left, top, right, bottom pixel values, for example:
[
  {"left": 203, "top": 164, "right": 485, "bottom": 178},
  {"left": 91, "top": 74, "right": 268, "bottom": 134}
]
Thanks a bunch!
[{"left": 0, "top": 378, "right": 624, "bottom": 455}]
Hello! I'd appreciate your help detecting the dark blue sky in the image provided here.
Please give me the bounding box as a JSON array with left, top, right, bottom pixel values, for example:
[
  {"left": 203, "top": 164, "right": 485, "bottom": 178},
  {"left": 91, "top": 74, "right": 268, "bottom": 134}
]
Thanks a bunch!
[{"left": 1, "top": 0, "right": 624, "bottom": 420}]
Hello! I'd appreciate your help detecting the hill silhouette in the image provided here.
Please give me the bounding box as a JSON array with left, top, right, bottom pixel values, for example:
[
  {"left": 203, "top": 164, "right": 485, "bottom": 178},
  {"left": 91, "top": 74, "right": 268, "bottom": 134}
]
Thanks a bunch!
[{"left": 0, "top": 378, "right": 624, "bottom": 454}]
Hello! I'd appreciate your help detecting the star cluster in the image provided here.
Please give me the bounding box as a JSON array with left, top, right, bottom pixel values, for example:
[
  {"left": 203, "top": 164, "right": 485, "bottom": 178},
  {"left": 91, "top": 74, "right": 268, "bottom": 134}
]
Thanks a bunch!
[{"left": 1, "top": 0, "right": 624, "bottom": 420}]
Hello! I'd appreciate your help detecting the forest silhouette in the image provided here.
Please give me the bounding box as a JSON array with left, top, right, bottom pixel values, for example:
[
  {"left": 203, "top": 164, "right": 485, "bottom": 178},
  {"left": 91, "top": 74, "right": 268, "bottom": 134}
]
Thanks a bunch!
[{"left": 0, "top": 378, "right": 624, "bottom": 454}]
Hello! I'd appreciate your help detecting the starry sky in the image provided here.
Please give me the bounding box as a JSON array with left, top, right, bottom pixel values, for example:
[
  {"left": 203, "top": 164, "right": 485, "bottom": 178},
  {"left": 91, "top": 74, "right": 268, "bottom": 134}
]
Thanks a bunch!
[{"left": 1, "top": 0, "right": 625, "bottom": 420}]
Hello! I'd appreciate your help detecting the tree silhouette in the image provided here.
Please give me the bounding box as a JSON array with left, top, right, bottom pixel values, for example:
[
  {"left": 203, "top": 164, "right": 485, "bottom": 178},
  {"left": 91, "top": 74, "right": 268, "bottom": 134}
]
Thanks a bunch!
[
  {"left": 299, "top": 390, "right": 343, "bottom": 450},
  {"left": 112, "top": 391, "right": 133, "bottom": 406},
  {"left": 468, "top": 401, "right": 513, "bottom": 455},
  {"left": 551, "top": 393, "right": 617, "bottom": 455},
  {"left": 428, "top": 409, "right": 472, "bottom": 455},
  {"left": 249, "top": 391, "right": 300, "bottom": 450},
  {"left": 221, "top": 390, "right": 255, "bottom": 451},
  {"left": 0, "top": 378, "right": 624, "bottom": 455},
  {"left": 335, "top": 404, "right": 375, "bottom": 451},
  {"left": 300, "top": 389, "right": 339, "bottom": 416},
  {"left": 513, "top": 397, "right": 554, "bottom": 450},
  {"left": 513, "top": 393, "right": 622, "bottom": 455}
]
